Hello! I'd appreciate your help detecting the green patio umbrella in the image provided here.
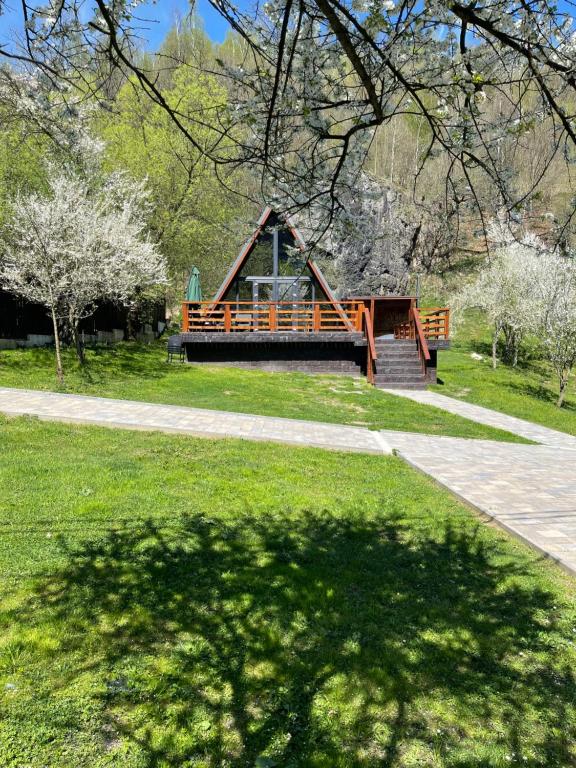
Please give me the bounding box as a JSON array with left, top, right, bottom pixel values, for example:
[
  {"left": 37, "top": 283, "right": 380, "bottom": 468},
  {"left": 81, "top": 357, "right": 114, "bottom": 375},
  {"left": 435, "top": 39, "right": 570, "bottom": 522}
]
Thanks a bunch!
[{"left": 186, "top": 266, "right": 202, "bottom": 302}]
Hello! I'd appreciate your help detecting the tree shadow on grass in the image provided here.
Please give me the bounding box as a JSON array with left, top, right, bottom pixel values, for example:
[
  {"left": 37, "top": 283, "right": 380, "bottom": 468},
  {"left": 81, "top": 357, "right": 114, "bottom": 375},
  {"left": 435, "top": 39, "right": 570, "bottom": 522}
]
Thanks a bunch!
[
  {"left": 506, "top": 379, "right": 576, "bottom": 412},
  {"left": 466, "top": 340, "right": 544, "bottom": 372},
  {"left": 468, "top": 339, "right": 494, "bottom": 358},
  {"left": 84, "top": 343, "right": 171, "bottom": 382},
  {"left": 0, "top": 343, "right": 171, "bottom": 388},
  {"left": 18, "top": 513, "right": 576, "bottom": 766}
]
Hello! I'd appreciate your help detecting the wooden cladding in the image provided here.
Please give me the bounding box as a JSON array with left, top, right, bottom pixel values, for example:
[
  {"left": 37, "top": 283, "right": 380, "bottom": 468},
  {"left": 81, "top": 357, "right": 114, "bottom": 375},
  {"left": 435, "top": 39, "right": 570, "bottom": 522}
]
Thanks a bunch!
[{"left": 182, "top": 301, "right": 363, "bottom": 334}]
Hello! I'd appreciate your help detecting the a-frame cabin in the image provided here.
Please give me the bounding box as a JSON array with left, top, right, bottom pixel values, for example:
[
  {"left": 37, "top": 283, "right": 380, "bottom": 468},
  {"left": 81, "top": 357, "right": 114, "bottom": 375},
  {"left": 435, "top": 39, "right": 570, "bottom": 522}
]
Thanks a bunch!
[
  {"left": 176, "top": 207, "right": 370, "bottom": 375},
  {"left": 212, "top": 207, "right": 339, "bottom": 309},
  {"left": 173, "top": 207, "right": 450, "bottom": 386}
]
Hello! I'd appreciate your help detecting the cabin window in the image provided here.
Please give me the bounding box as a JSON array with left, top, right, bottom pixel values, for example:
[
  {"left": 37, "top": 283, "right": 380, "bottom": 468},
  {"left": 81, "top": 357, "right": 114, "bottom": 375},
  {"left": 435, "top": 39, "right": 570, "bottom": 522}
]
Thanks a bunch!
[{"left": 219, "top": 211, "right": 334, "bottom": 309}]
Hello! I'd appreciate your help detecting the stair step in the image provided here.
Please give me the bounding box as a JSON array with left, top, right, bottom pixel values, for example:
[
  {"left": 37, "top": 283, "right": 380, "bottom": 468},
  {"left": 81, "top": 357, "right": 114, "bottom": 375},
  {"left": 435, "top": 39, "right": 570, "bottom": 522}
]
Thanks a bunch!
[
  {"left": 376, "top": 358, "right": 422, "bottom": 366},
  {"left": 376, "top": 341, "right": 416, "bottom": 350},
  {"left": 376, "top": 344, "right": 418, "bottom": 355},
  {"left": 376, "top": 342, "right": 417, "bottom": 348},
  {"left": 376, "top": 356, "right": 421, "bottom": 363},
  {"left": 377, "top": 345, "right": 418, "bottom": 351},
  {"left": 375, "top": 345, "right": 416, "bottom": 351},
  {"left": 376, "top": 355, "right": 421, "bottom": 368},
  {"left": 375, "top": 381, "right": 428, "bottom": 390},
  {"left": 376, "top": 365, "right": 423, "bottom": 375},
  {"left": 374, "top": 374, "right": 427, "bottom": 384}
]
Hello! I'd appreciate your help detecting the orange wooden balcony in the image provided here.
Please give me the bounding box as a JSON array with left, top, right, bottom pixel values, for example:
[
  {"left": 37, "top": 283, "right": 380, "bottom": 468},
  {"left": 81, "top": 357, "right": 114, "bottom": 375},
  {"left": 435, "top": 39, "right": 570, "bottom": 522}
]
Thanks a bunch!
[{"left": 181, "top": 301, "right": 365, "bottom": 333}]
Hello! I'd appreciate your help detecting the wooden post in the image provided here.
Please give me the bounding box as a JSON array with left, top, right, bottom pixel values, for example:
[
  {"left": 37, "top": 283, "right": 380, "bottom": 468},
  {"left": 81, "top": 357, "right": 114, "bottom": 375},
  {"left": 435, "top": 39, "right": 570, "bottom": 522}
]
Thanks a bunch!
[
  {"left": 224, "top": 304, "right": 231, "bottom": 332},
  {"left": 182, "top": 303, "right": 188, "bottom": 332},
  {"left": 313, "top": 303, "right": 321, "bottom": 331},
  {"left": 269, "top": 303, "right": 277, "bottom": 332}
]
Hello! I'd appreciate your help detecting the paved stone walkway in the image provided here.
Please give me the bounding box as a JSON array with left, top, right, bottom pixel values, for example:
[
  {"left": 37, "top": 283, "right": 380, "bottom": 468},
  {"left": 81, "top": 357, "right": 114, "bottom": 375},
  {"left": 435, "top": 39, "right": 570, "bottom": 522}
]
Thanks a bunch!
[
  {"left": 1, "top": 386, "right": 575, "bottom": 573},
  {"left": 385, "top": 431, "right": 576, "bottom": 573},
  {"left": 0, "top": 388, "right": 391, "bottom": 455},
  {"left": 383, "top": 388, "right": 576, "bottom": 450}
]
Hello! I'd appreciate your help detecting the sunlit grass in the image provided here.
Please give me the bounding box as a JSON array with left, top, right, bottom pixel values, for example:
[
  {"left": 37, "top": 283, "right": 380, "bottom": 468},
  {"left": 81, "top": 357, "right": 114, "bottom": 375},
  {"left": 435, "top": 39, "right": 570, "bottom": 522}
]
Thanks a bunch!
[
  {"left": 0, "top": 416, "right": 575, "bottom": 766},
  {"left": 434, "top": 311, "right": 576, "bottom": 435},
  {"left": 0, "top": 342, "right": 524, "bottom": 442}
]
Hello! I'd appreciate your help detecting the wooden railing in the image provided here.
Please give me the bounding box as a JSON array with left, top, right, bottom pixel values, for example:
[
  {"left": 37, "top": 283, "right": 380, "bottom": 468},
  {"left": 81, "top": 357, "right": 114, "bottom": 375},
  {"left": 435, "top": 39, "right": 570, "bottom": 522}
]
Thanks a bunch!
[
  {"left": 393, "top": 306, "right": 431, "bottom": 374},
  {"left": 412, "top": 306, "right": 431, "bottom": 374},
  {"left": 182, "top": 301, "right": 364, "bottom": 334},
  {"left": 418, "top": 307, "right": 450, "bottom": 340},
  {"left": 394, "top": 307, "right": 450, "bottom": 341},
  {"left": 362, "top": 306, "right": 378, "bottom": 384}
]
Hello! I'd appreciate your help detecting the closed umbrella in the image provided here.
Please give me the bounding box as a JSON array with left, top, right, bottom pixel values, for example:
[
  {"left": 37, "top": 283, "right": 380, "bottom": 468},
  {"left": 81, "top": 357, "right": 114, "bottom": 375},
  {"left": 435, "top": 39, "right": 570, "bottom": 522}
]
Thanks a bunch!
[{"left": 186, "top": 267, "right": 202, "bottom": 302}]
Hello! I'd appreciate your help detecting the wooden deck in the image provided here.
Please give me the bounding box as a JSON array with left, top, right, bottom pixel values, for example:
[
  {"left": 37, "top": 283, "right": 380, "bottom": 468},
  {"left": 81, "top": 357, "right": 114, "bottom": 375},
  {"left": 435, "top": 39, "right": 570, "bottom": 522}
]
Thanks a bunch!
[
  {"left": 182, "top": 301, "right": 449, "bottom": 338},
  {"left": 178, "top": 300, "right": 450, "bottom": 383}
]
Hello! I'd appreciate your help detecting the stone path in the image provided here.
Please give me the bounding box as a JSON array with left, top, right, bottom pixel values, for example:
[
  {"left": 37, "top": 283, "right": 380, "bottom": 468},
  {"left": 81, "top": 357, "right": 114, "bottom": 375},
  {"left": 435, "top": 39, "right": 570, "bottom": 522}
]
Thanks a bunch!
[
  {"left": 383, "top": 388, "right": 576, "bottom": 450},
  {"left": 385, "top": 431, "right": 576, "bottom": 573},
  {"left": 0, "top": 388, "right": 391, "bottom": 455},
  {"left": 1, "top": 386, "right": 575, "bottom": 573}
]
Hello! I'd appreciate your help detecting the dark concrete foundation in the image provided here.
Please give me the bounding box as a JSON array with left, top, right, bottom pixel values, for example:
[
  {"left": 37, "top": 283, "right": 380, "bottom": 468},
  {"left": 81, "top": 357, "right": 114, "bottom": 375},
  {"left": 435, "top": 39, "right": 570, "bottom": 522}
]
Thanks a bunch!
[
  {"left": 425, "top": 341, "right": 450, "bottom": 384},
  {"left": 173, "top": 332, "right": 368, "bottom": 376}
]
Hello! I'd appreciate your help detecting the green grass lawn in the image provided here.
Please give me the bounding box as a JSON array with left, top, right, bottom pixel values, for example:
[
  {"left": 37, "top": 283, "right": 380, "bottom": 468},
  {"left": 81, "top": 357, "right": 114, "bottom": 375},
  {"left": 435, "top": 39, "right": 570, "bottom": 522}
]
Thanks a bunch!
[
  {"left": 434, "top": 313, "right": 576, "bottom": 436},
  {"left": 0, "top": 415, "right": 575, "bottom": 767},
  {"left": 0, "top": 343, "right": 524, "bottom": 442}
]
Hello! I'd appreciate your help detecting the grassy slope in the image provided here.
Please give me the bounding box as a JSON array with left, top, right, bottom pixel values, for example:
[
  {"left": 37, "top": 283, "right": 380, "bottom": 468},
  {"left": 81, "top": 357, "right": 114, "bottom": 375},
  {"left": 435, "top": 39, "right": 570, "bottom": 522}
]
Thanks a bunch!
[
  {"left": 0, "top": 343, "right": 523, "bottom": 442},
  {"left": 434, "top": 312, "right": 576, "bottom": 436},
  {"left": 0, "top": 416, "right": 575, "bottom": 767}
]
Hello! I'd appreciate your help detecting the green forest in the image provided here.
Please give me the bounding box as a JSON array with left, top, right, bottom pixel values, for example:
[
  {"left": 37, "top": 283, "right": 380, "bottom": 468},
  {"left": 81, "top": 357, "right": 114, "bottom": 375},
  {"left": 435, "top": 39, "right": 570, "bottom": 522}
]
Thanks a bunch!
[{"left": 1, "top": 13, "right": 574, "bottom": 307}]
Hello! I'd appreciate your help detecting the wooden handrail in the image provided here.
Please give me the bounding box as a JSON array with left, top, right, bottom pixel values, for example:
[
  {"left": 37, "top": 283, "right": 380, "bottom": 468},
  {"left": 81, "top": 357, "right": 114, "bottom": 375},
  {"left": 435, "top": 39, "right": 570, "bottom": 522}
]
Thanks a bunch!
[
  {"left": 362, "top": 306, "right": 377, "bottom": 384},
  {"left": 363, "top": 307, "right": 377, "bottom": 361},
  {"left": 412, "top": 306, "right": 431, "bottom": 362}
]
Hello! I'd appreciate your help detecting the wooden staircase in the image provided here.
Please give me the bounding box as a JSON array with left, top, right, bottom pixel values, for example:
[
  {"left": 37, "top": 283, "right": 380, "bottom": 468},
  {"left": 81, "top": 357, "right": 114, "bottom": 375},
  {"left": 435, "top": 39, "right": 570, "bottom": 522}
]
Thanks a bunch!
[{"left": 373, "top": 338, "right": 428, "bottom": 390}]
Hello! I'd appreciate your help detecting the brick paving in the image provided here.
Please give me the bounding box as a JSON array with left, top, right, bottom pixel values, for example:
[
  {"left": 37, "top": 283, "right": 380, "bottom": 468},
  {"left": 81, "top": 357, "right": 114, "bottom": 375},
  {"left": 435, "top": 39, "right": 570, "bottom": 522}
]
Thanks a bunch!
[
  {"left": 1, "top": 386, "right": 575, "bottom": 573},
  {"left": 383, "top": 388, "right": 576, "bottom": 450},
  {"left": 0, "top": 388, "right": 390, "bottom": 455},
  {"left": 385, "top": 431, "right": 576, "bottom": 573}
]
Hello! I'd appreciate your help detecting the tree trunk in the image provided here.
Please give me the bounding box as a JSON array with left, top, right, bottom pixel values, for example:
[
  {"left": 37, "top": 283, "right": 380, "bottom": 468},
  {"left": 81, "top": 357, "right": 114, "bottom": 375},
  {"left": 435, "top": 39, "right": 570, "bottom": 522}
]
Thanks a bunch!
[
  {"left": 50, "top": 306, "right": 64, "bottom": 384},
  {"left": 503, "top": 325, "right": 519, "bottom": 366},
  {"left": 492, "top": 327, "right": 499, "bottom": 369},
  {"left": 389, "top": 120, "right": 397, "bottom": 184},
  {"left": 557, "top": 371, "right": 570, "bottom": 408},
  {"left": 71, "top": 321, "right": 85, "bottom": 365}
]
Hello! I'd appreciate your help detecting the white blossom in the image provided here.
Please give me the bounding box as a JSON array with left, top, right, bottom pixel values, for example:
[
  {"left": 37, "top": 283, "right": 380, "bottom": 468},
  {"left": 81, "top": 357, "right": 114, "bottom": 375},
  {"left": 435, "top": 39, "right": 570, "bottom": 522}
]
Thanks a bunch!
[
  {"left": 453, "top": 221, "right": 576, "bottom": 404},
  {"left": 0, "top": 166, "right": 167, "bottom": 379}
]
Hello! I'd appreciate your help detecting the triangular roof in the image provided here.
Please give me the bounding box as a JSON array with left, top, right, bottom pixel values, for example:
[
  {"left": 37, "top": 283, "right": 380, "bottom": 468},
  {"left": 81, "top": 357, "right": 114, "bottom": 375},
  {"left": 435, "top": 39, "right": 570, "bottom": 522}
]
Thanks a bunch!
[{"left": 212, "top": 207, "right": 338, "bottom": 305}]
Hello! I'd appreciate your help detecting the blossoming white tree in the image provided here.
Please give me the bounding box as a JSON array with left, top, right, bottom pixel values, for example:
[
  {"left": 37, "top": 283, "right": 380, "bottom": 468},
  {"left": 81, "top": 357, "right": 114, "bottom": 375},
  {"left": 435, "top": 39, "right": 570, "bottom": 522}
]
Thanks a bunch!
[
  {"left": 452, "top": 225, "right": 545, "bottom": 369},
  {"left": 537, "top": 252, "right": 576, "bottom": 407},
  {"left": 453, "top": 222, "right": 576, "bottom": 405},
  {"left": 0, "top": 168, "right": 167, "bottom": 381}
]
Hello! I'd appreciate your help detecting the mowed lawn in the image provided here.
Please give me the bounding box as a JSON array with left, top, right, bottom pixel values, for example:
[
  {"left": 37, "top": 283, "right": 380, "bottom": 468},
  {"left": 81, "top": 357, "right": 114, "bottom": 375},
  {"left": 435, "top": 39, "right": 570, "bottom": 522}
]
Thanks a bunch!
[
  {"left": 0, "top": 344, "right": 524, "bottom": 442},
  {"left": 434, "top": 313, "right": 576, "bottom": 436},
  {"left": 1, "top": 416, "right": 575, "bottom": 767}
]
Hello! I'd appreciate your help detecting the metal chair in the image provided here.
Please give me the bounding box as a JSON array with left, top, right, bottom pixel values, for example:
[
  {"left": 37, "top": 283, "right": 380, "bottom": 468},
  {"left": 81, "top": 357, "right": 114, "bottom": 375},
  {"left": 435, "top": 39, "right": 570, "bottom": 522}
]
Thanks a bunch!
[{"left": 167, "top": 339, "right": 185, "bottom": 363}]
